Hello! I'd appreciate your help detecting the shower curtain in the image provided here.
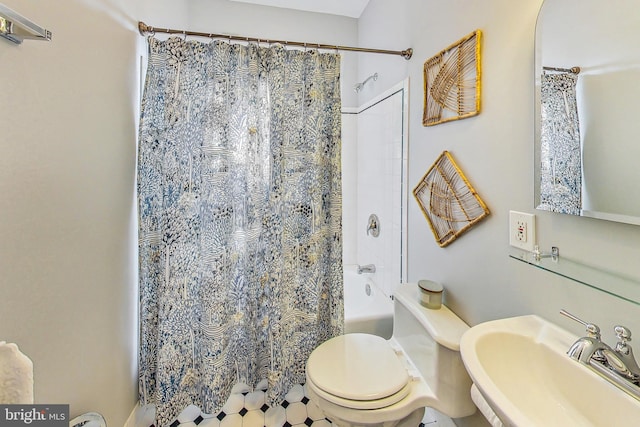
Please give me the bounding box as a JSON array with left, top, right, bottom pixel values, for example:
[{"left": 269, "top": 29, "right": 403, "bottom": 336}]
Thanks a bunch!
[
  {"left": 137, "top": 37, "right": 343, "bottom": 426},
  {"left": 539, "top": 72, "right": 582, "bottom": 215}
]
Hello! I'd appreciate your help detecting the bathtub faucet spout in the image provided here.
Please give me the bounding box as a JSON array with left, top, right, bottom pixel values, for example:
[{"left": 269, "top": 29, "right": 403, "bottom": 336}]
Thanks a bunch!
[{"left": 357, "top": 264, "right": 376, "bottom": 274}]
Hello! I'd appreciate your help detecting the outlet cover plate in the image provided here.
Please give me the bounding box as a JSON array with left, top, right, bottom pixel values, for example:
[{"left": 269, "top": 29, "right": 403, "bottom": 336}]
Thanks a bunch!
[{"left": 509, "top": 211, "right": 536, "bottom": 251}]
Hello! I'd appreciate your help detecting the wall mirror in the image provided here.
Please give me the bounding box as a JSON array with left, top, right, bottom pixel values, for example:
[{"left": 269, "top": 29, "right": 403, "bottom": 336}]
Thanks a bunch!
[{"left": 535, "top": 0, "right": 640, "bottom": 225}]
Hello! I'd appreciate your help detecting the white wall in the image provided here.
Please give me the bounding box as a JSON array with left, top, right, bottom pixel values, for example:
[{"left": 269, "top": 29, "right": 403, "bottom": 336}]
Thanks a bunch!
[
  {"left": 0, "top": 0, "right": 149, "bottom": 425},
  {"left": 356, "top": 1, "right": 410, "bottom": 107},
  {"left": 187, "top": 0, "right": 359, "bottom": 108},
  {"left": 359, "top": 0, "right": 640, "bottom": 356}
]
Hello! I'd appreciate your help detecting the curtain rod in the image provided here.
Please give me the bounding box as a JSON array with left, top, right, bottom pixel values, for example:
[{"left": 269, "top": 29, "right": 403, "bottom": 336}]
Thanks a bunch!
[
  {"left": 543, "top": 66, "right": 581, "bottom": 74},
  {"left": 138, "top": 21, "right": 413, "bottom": 60}
]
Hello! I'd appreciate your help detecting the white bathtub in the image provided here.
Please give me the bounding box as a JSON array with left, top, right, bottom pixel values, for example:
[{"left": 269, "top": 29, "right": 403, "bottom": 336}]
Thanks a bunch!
[{"left": 343, "top": 265, "right": 393, "bottom": 339}]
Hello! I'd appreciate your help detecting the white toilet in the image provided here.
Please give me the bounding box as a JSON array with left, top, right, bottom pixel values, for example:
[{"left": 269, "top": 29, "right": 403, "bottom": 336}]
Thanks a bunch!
[{"left": 305, "top": 284, "right": 476, "bottom": 427}]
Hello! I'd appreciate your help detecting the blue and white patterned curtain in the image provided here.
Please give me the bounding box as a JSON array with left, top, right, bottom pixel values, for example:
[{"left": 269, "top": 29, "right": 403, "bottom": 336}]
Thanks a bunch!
[
  {"left": 539, "top": 72, "right": 582, "bottom": 215},
  {"left": 137, "top": 37, "right": 343, "bottom": 426}
]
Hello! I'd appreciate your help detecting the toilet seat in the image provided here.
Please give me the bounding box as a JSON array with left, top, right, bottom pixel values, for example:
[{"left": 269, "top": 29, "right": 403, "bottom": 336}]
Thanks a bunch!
[
  {"left": 306, "top": 333, "right": 411, "bottom": 410},
  {"left": 306, "top": 375, "right": 412, "bottom": 410}
]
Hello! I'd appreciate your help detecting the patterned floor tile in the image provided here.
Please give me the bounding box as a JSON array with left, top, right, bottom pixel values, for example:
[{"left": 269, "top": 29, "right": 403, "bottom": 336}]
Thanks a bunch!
[
  {"left": 220, "top": 394, "right": 245, "bottom": 415},
  {"left": 303, "top": 400, "right": 324, "bottom": 421},
  {"left": 424, "top": 408, "right": 456, "bottom": 426},
  {"left": 283, "top": 401, "right": 307, "bottom": 425},
  {"left": 264, "top": 405, "right": 287, "bottom": 426},
  {"left": 145, "top": 382, "right": 458, "bottom": 427},
  {"left": 284, "top": 384, "right": 305, "bottom": 403},
  {"left": 219, "top": 413, "right": 243, "bottom": 427},
  {"left": 244, "top": 391, "right": 265, "bottom": 411},
  {"left": 178, "top": 405, "right": 202, "bottom": 423},
  {"left": 242, "top": 409, "right": 265, "bottom": 427},
  {"left": 197, "top": 417, "right": 220, "bottom": 427}
]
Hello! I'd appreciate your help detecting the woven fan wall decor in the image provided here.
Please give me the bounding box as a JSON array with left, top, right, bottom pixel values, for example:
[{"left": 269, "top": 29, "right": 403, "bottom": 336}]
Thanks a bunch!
[
  {"left": 413, "top": 151, "right": 489, "bottom": 247},
  {"left": 423, "top": 30, "right": 482, "bottom": 126}
]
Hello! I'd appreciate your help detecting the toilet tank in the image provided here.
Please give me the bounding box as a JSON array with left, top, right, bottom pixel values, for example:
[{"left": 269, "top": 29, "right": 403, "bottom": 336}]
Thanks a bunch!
[{"left": 393, "top": 284, "right": 475, "bottom": 418}]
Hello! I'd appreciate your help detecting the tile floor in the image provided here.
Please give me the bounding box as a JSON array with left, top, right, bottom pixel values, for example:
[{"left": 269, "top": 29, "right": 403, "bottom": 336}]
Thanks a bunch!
[{"left": 136, "top": 382, "right": 456, "bottom": 427}]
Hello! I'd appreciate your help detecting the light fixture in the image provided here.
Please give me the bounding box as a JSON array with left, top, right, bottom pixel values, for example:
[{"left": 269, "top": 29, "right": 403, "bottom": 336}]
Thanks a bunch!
[{"left": 0, "top": 3, "right": 51, "bottom": 44}]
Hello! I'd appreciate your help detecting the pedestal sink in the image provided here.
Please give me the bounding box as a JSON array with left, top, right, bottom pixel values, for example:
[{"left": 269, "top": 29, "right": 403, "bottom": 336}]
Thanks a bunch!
[{"left": 460, "top": 315, "right": 640, "bottom": 426}]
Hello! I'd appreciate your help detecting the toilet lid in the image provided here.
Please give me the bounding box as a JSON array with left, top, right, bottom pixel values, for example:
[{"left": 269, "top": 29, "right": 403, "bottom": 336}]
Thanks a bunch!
[{"left": 307, "top": 334, "right": 410, "bottom": 403}]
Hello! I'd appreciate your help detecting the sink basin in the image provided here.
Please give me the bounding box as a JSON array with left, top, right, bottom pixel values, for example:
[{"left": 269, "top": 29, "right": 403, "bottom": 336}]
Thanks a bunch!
[{"left": 460, "top": 315, "right": 640, "bottom": 426}]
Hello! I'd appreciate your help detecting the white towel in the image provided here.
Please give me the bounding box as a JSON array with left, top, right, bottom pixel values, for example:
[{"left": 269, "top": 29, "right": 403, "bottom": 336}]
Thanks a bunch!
[
  {"left": 0, "top": 341, "right": 34, "bottom": 404},
  {"left": 470, "top": 383, "right": 504, "bottom": 427}
]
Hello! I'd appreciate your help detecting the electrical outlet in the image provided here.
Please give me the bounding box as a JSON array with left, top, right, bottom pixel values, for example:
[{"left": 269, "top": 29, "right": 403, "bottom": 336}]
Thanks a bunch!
[
  {"left": 516, "top": 220, "right": 527, "bottom": 242},
  {"left": 509, "top": 211, "right": 536, "bottom": 251}
]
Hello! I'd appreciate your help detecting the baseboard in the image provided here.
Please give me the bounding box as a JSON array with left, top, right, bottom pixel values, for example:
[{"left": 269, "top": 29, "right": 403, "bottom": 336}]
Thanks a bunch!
[
  {"left": 124, "top": 402, "right": 155, "bottom": 427},
  {"left": 124, "top": 403, "right": 139, "bottom": 427}
]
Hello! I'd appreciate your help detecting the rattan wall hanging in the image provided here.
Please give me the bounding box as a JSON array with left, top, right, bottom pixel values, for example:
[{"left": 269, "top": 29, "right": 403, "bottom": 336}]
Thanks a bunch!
[
  {"left": 423, "top": 30, "right": 482, "bottom": 126},
  {"left": 413, "top": 151, "right": 490, "bottom": 247}
]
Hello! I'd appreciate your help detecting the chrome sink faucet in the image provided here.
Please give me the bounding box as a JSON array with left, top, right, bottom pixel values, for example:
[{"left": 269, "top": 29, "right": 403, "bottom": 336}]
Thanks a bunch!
[
  {"left": 561, "top": 310, "right": 608, "bottom": 364},
  {"left": 356, "top": 264, "right": 376, "bottom": 274},
  {"left": 610, "top": 325, "right": 640, "bottom": 380},
  {"left": 561, "top": 309, "right": 640, "bottom": 398}
]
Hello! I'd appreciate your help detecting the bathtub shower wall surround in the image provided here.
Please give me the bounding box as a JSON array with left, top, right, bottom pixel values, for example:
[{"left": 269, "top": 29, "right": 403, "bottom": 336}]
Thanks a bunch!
[
  {"left": 343, "top": 265, "right": 394, "bottom": 339},
  {"left": 339, "top": 82, "right": 407, "bottom": 341},
  {"left": 355, "top": 81, "right": 409, "bottom": 298},
  {"left": 341, "top": 113, "right": 358, "bottom": 265}
]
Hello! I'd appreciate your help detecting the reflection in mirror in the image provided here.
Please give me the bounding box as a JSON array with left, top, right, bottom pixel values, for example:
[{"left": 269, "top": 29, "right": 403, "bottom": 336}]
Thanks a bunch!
[
  {"left": 539, "top": 68, "right": 581, "bottom": 215},
  {"left": 535, "top": 0, "right": 640, "bottom": 225}
]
